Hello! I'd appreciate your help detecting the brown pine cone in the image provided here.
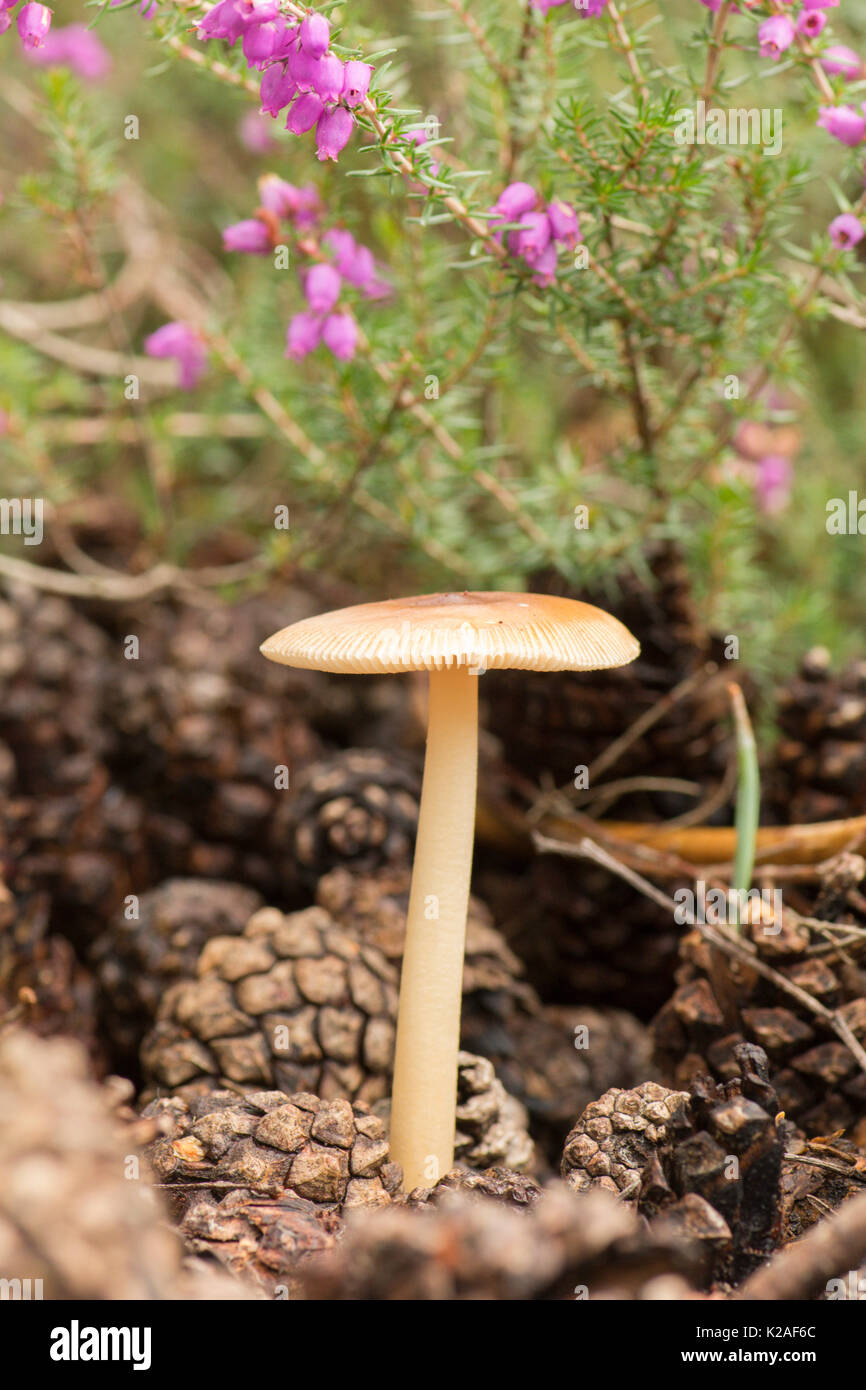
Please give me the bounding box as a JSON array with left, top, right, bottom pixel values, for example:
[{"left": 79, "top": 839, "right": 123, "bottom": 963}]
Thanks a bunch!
[
  {"left": 482, "top": 856, "right": 682, "bottom": 1017},
  {"left": 562, "top": 1047, "right": 788, "bottom": 1283},
  {"left": 0, "top": 1030, "right": 183, "bottom": 1299},
  {"left": 651, "top": 902, "right": 866, "bottom": 1136},
  {"left": 562, "top": 1081, "right": 692, "bottom": 1203},
  {"left": 317, "top": 866, "right": 649, "bottom": 1164},
  {"left": 489, "top": 1004, "right": 652, "bottom": 1165},
  {"left": 144, "top": 1088, "right": 401, "bottom": 1209},
  {"left": 371, "top": 1051, "right": 535, "bottom": 1178},
  {"left": 767, "top": 648, "right": 866, "bottom": 823},
  {"left": 454, "top": 1052, "right": 535, "bottom": 1172},
  {"left": 404, "top": 1166, "right": 544, "bottom": 1210},
  {"left": 177, "top": 1187, "right": 341, "bottom": 1297},
  {"left": 0, "top": 584, "right": 141, "bottom": 950},
  {"left": 316, "top": 864, "right": 536, "bottom": 1009},
  {"left": 279, "top": 749, "right": 421, "bottom": 886},
  {"left": 0, "top": 884, "right": 103, "bottom": 1066},
  {"left": 140, "top": 905, "right": 398, "bottom": 1107},
  {"left": 91, "top": 878, "right": 263, "bottom": 1065},
  {"left": 299, "top": 1184, "right": 703, "bottom": 1300}
]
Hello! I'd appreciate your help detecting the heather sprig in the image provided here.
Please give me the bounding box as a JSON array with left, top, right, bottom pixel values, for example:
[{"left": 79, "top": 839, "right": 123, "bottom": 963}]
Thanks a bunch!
[{"left": 4, "top": 0, "right": 866, "bottom": 668}]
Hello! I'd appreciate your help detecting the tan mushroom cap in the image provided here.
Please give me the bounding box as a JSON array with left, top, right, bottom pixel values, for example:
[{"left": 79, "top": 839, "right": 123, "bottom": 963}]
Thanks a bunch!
[{"left": 260, "top": 590, "right": 640, "bottom": 675}]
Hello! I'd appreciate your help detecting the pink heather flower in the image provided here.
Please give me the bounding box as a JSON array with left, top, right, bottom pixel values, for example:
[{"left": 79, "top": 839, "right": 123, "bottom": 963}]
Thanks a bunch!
[
  {"left": 547, "top": 199, "right": 581, "bottom": 248},
  {"left": 145, "top": 322, "right": 207, "bottom": 391},
  {"left": 17, "top": 4, "right": 53, "bottom": 50},
  {"left": 299, "top": 12, "right": 329, "bottom": 57},
  {"left": 324, "top": 229, "right": 372, "bottom": 285},
  {"left": 288, "top": 43, "right": 322, "bottom": 91},
  {"left": 494, "top": 182, "right": 538, "bottom": 220},
  {"left": 271, "top": 23, "right": 299, "bottom": 60},
  {"left": 510, "top": 211, "right": 551, "bottom": 264},
  {"left": 304, "top": 263, "right": 342, "bottom": 313},
  {"left": 829, "top": 213, "right": 865, "bottom": 249},
  {"left": 24, "top": 23, "right": 111, "bottom": 79},
  {"left": 758, "top": 16, "right": 795, "bottom": 60},
  {"left": 222, "top": 218, "right": 273, "bottom": 254},
  {"left": 234, "top": 0, "right": 280, "bottom": 25},
  {"left": 0, "top": 0, "right": 17, "bottom": 9},
  {"left": 821, "top": 46, "right": 862, "bottom": 80},
  {"left": 243, "top": 18, "right": 286, "bottom": 67},
  {"left": 239, "top": 111, "right": 278, "bottom": 152},
  {"left": 311, "top": 53, "right": 344, "bottom": 104},
  {"left": 797, "top": 11, "right": 827, "bottom": 38},
  {"left": 530, "top": 242, "right": 558, "bottom": 287},
  {"left": 574, "top": 0, "right": 608, "bottom": 14},
  {"left": 259, "top": 173, "right": 303, "bottom": 217},
  {"left": 293, "top": 184, "right": 323, "bottom": 228},
  {"left": 342, "top": 60, "right": 372, "bottom": 108},
  {"left": 286, "top": 311, "right": 322, "bottom": 359},
  {"left": 530, "top": 0, "right": 569, "bottom": 12},
  {"left": 322, "top": 311, "right": 358, "bottom": 361},
  {"left": 198, "top": 0, "right": 244, "bottom": 43},
  {"left": 0, "top": 12, "right": 10, "bottom": 35},
  {"left": 755, "top": 455, "right": 792, "bottom": 515},
  {"left": 286, "top": 92, "right": 325, "bottom": 134},
  {"left": 316, "top": 105, "right": 354, "bottom": 162},
  {"left": 817, "top": 105, "right": 866, "bottom": 147},
  {"left": 802, "top": 0, "right": 838, "bottom": 8},
  {"left": 260, "top": 65, "right": 297, "bottom": 116}
]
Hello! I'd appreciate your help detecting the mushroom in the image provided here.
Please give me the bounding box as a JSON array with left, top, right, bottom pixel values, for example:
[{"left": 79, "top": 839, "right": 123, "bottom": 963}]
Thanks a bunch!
[{"left": 261, "top": 591, "right": 639, "bottom": 1190}]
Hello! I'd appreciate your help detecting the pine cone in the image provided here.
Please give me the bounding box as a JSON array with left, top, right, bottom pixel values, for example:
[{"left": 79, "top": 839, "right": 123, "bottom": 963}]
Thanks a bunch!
[
  {"left": 651, "top": 901, "right": 866, "bottom": 1136},
  {"left": 562, "top": 1047, "right": 788, "bottom": 1282},
  {"left": 404, "top": 1166, "right": 544, "bottom": 1210},
  {"left": 177, "top": 1188, "right": 341, "bottom": 1297},
  {"left": 562, "top": 1081, "right": 692, "bottom": 1202},
  {"left": 279, "top": 749, "right": 421, "bottom": 886},
  {"left": 0, "top": 583, "right": 140, "bottom": 951},
  {"left": 0, "top": 878, "right": 104, "bottom": 1061},
  {"left": 316, "top": 864, "right": 536, "bottom": 1009},
  {"left": 454, "top": 1052, "right": 534, "bottom": 1171},
  {"left": 141, "top": 905, "right": 398, "bottom": 1107},
  {"left": 299, "top": 1184, "right": 702, "bottom": 1300},
  {"left": 483, "top": 857, "right": 682, "bottom": 1017},
  {"left": 0, "top": 1030, "right": 183, "bottom": 1299},
  {"left": 371, "top": 1051, "right": 535, "bottom": 1178},
  {"left": 92, "top": 878, "right": 263, "bottom": 1065},
  {"left": 144, "top": 1088, "right": 401, "bottom": 1209},
  {"left": 767, "top": 648, "right": 866, "bottom": 823},
  {"left": 487, "top": 1004, "right": 652, "bottom": 1165}
]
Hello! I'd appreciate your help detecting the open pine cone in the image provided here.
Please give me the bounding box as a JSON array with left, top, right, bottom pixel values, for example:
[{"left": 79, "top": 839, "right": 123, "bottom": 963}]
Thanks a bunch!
[
  {"left": 562, "top": 1046, "right": 788, "bottom": 1283},
  {"left": 652, "top": 903, "right": 866, "bottom": 1136},
  {"left": 141, "top": 904, "right": 398, "bottom": 1106}
]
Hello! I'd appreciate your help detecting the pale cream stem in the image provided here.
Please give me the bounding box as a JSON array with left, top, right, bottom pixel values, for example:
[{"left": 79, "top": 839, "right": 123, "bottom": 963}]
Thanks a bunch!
[{"left": 389, "top": 665, "right": 479, "bottom": 1191}]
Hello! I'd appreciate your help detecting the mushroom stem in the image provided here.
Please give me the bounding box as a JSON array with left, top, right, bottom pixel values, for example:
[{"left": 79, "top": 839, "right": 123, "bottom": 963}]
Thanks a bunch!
[{"left": 389, "top": 665, "right": 479, "bottom": 1191}]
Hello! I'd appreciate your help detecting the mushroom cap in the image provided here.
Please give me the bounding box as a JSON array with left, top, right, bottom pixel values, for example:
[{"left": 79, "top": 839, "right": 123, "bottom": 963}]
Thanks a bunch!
[{"left": 260, "top": 591, "right": 640, "bottom": 675}]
